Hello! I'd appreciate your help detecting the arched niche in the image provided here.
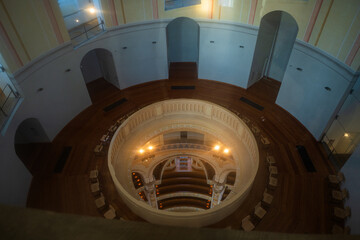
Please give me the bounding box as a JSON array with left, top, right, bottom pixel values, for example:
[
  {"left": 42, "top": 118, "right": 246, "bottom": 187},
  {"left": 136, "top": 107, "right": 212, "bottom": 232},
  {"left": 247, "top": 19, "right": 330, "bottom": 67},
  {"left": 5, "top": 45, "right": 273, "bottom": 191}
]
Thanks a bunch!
[
  {"left": 248, "top": 11, "right": 298, "bottom": 88},
  {"left": 166, "top": 17, "right": 200, "bottom": 78},
  {"left": 80, "top": 48, "right": 119, "bottom": 102},
  {"left": 14, "top": 118, "right": 50, "bottom": 175}
]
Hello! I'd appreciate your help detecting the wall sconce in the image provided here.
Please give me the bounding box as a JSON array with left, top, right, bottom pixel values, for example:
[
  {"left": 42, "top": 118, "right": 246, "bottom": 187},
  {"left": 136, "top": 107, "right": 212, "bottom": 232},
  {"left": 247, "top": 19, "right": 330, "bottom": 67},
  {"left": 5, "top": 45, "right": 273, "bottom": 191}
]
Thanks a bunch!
[
  {"left": 212, "top": 144, "right": 230, "bottom": 160},
  {"left": 138, "top": 145, "right": 155, "bottom": 162},
  {"left": 87, "top": 7, "right": 96, "bottom": 14}
]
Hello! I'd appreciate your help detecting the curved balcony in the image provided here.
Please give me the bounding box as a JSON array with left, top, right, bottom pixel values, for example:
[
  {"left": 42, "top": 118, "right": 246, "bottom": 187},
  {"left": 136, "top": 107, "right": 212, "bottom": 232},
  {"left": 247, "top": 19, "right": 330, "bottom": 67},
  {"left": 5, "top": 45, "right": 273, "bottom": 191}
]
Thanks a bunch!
[
  {"left": 159, "top": 197, "right": 210, "bottom": 210},
  {"left": 108, "top": 99, "right": 259, "bottom": 227}
]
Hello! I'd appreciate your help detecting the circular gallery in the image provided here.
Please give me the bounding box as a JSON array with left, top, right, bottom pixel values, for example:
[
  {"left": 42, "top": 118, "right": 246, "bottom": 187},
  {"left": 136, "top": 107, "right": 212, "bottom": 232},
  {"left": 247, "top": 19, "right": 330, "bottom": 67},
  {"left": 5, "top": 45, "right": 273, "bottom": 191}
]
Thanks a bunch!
[{"left": 108, "top": 99, "right": 259, "bottom": 227}]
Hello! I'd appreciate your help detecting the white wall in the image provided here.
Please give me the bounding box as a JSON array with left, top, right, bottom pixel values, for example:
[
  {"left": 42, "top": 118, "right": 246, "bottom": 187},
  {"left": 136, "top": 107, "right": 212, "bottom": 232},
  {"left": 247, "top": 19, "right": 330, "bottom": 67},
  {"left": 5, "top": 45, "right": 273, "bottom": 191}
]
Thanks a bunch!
[
  {"left": 276, "top": 41, "right": 357, "bottom": 140},
  {"left": 14, "top": 118, "right": 50, "bottom": 144},
  {"left": 0, "top": 19, "right": 358, "bottom": 207},
  {"left": 341, "top": 143, "right": 360, "bottom": 234},
  {"left": 248, "top": 14, "right": 279, "bottom": 87},
  {"left": 80, "top": 50, "right": 102, "bottom": 83},
  {"left": 0, "top": 43, "right": 93, "bottom": 206},
  {"left": 0, "top": 132, "right": 32, "bottom": 206},
  {"left": 324, "top": 77, "right": 360, "bottom": 154},
  {"left": 101, "top": 26, "right": 168, "bottom": 89},
  {"left": 96, "top": 50, "right": 119, "bottom": 88},
  {"left": 167, "top": 17, "right": 199, "bottom": 64},
  {"left": 198, "top": 21, "right": 257, "bottom": 88},
  {"left": 268, "top": 13, "right": 298, "bottom": 82},
  {"left": 59, "top": 0, "right": 97, "bottom": 30}
]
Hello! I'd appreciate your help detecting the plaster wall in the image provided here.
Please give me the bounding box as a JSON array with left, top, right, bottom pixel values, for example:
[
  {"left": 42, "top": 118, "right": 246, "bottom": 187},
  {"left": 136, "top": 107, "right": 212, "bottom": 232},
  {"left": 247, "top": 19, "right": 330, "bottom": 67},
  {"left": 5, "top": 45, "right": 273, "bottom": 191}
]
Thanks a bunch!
[
  {"left": 0, "top": 19, "right": 358, "bottom": 207},
  {"left": 248, "top": 14, "right": 279, "bottom": 87},
  {"left": 166, "top": 17, "right": 199, "bottom": 64},
  {"left": 276, "top": 42, "right": 357, "bottom": 140},
  {"left": 0, "top": 43, "right": 92, "bottom": 206},
  {"left": 198, "top": 22, "right": 257, "bottom": 88},
  {"left": 268, "top": 13, "right": 298, "bottom": 82},
  {"left": 80, "top": 50, "right": 102, "bottom": 83},
  {"left": 95, "top": 49, "right": 119, "bottom": 88},
  {"left": 341, "top": 143, "right": 360, "bottom": 234}
]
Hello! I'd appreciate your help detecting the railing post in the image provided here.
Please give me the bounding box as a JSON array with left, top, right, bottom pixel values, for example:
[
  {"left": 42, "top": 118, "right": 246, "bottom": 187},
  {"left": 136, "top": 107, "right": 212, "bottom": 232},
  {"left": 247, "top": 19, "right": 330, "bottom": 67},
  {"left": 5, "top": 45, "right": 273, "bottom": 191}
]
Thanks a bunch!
[{"left": 84, "top": 25, "right": 88, "bottom": 39}]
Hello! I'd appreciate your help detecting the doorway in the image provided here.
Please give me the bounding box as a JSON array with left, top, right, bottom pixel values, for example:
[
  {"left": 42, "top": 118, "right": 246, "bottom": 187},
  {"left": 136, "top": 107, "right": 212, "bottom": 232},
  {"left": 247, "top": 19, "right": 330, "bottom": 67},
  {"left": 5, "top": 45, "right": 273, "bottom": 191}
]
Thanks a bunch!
[
  {"left": 80, "top": 48, "right": 120, "bottom": 103},
  {"left": 248, "top": 11, "right": 298, "bottom": 88},
  {"left": 166, "top": 17, "right": 200, "bottom": 81},
  {"left": 14, "top": 118, "right": 51, "bottom": 175}
]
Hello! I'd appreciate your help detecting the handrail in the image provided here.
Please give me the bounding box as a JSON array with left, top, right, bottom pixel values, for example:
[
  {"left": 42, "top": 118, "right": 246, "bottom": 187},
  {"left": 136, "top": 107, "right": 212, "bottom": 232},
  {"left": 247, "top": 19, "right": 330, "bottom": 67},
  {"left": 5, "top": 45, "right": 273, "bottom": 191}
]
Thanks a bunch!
[
  {"left": 71, "top": 18, "right": 104, "bottom": 45},
  {"left": 0, "top": 84, "right": 20, "bottom": 117}
]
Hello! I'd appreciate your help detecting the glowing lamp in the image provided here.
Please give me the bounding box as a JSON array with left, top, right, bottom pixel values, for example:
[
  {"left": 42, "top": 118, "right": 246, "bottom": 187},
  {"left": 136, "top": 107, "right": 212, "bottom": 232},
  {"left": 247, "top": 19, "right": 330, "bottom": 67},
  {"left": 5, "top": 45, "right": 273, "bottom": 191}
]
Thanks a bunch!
[{"left": 87, "top": 7, "right": 96, "bottom": 14}]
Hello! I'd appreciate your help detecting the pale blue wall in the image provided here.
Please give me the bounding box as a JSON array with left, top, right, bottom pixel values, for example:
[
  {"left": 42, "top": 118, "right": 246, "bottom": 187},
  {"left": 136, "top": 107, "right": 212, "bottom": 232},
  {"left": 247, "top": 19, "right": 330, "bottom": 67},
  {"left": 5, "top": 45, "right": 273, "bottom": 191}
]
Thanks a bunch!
[
  {"left": 198, "top": 25, "right": 256, "bottom": 88},
  {"left": 166, "top": 17, "right": 199, "bottom": 65},
  {"left": 248, "top": 12, "right": 280, "bottom": 87},
  {"left": 276, "top": 42, "right": 355, "bottom": 140},
  {"left": 268, "top": 12, "right": 298, "bottom": 82},
  {"left": 0, "top": 19, "right": 358, "bottom": 207},
  {"left": 96, "top": 50, "right": 119, "bottom": 88},
  {"left": 249, "top": 11, "right": 298, "bottom": 86},
  {"left": 80, "top": 50, "right": 102, "bottom": 83},
  {"left": 342, "top": 143, "right": 360, "bottom": 234}
]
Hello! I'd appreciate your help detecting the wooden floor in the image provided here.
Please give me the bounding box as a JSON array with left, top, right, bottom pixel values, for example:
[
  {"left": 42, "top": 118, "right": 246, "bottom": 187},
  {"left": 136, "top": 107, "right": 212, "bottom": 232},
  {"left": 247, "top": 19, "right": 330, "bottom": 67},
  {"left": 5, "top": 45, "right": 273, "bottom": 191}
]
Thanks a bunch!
[{"left": 27, "top": 77, "right": 340, "bottom": 233}]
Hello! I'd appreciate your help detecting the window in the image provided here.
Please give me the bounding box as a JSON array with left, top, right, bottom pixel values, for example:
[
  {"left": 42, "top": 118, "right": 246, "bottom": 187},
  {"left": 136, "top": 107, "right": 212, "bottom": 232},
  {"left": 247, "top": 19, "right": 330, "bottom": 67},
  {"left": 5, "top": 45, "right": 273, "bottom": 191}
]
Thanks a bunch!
[
  {"left": 165, "top": 0, "right": 201, "bottom": 11},
  {"left": 0, "top": 63, "right": 21, "bottom": 132},
  {"left": 218, "top": 0, "right": 234, "bottom": 7},
  {"left": 57, "top": 0, "right": 104, "bottom": 46}
]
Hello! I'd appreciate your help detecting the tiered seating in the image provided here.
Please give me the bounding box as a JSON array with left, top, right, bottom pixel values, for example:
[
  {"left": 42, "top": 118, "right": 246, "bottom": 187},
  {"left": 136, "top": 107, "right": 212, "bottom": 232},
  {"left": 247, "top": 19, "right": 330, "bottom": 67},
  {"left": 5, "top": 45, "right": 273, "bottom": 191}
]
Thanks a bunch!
[
  {"left": 157, "top": 169, "right": 212, "bottom": 210},
  {"left": 159, "top": 197, "right": 209, "bottom": 210},
  {"left": 157, "top": 184, "right": 210, "bottom": 195},
  {"left": 159, "top": 177, "right": 208, "bottom": 187},
  {"left": 132, "top": 172, "right": 144, "bottom": 189}
]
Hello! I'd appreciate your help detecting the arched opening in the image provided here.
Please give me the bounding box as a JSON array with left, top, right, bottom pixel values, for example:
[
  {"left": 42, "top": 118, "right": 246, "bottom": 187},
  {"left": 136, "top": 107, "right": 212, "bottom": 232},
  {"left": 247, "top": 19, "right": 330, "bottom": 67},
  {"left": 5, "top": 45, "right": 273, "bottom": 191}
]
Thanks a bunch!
[
  {"left": 57, "top": 0, "right": 105, "bottom": 46},
  {"left": 248, "top": 11, "right": 298, "bottom": 97},
  {"left": 166, "top": 17, "right": 200, "bottom": 81},
  {"left": 80, "top": 48, "right": 120, "bottom": 103},
  {"left": 14, "top": 118, "right": 51, "bottom": 175}
]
